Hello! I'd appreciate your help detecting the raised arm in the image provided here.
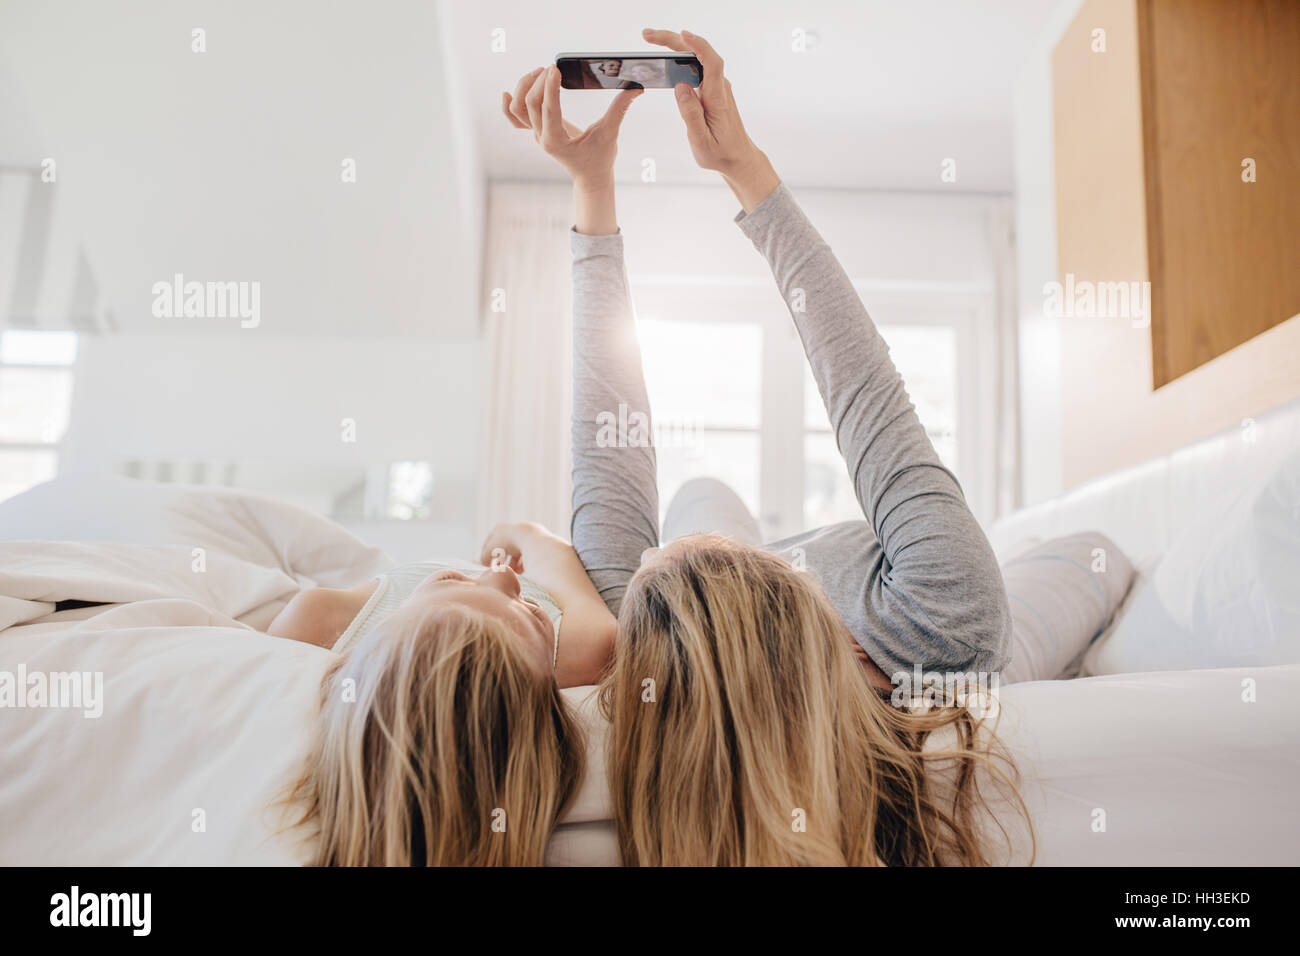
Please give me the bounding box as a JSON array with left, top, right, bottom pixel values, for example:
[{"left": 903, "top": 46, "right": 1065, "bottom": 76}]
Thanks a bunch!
[
  {"left": 478, "top": 520, "right": 620, "bottom": 687},
  {"left": 738, "top": 184, "right": 1010, "bottom": 672},
  {"left": 501, "top": 64, "right": 658, "bottom": 615},
  {"left": 568, "top": 223, "right": 660, "bottom": 614},
  {"left": 644, "top": 28, "right": 1010, "bottom": 674}
]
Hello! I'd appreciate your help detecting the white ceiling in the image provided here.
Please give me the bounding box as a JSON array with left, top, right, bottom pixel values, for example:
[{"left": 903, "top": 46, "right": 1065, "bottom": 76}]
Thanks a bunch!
[
  {"left": 0, "top": 0, "right": 1060, "bottom": 338},
  {"left": 448, "top": 0, "right": 1063, "bottom": 192}
]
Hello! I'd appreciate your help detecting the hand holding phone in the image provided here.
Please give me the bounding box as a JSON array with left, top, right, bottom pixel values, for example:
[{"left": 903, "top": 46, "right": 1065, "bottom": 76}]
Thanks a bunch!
[
  {"left": 640, "top": 28, "right": 781, "bottom": 212},
  {"left": 500, "top": 64, "right": 641, "bottom": 188}
]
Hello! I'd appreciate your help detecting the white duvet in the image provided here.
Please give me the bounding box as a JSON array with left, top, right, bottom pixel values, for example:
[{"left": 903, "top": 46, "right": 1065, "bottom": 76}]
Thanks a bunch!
[{"left": 2, "top": 476, "right": 1298, "bottom": 865}]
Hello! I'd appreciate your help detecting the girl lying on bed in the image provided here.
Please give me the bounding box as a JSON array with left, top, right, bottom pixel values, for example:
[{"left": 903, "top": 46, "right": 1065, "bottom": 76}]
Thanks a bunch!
[
  {"left": 507, "top": 28, "right": 1038, "bottom": 866},
  {"left": 271, "top": 28, "right": 1100, "bottom": 867},
  {"left": 267, "top": 520, "right": 618, "bottom": 865}
]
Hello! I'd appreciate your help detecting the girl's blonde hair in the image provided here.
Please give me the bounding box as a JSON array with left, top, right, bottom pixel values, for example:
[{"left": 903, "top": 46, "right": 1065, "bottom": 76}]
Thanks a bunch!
[
  {"left": 287, "top": 604, "right": 584, "bottom": 866},
  {"left": 600, "top": 535, "right": 1031, "bottom": 866}
]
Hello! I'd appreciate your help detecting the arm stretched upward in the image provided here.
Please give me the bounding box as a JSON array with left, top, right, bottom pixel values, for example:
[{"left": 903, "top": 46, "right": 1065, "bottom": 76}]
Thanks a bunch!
[
  {"left": 740, "top": 184, "right": 1011, "bottom": 676},
  {"left": 568, "top": 226, "right": 660, "bottom": 616},
  {"left": 496, "top": 62, "right": 654, "bottom": 618},
  {"left": 565, "top": 184, "right": 1011, "bottom": 676},
  {"left": 629, "top": 26, "right": 1010, "bottom": 674}
]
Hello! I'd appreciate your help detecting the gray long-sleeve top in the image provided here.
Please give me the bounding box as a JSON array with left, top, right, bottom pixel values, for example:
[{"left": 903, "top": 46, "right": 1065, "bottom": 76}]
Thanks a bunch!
[{"left": 569, "top": 183, "right": 1011, "bottom": 677}]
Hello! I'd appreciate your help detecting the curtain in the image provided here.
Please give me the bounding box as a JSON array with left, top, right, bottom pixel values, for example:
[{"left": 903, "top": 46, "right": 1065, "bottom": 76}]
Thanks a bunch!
[
  {"left": 987, "top": 198, "right": 1023, "bottom": 519},
  {"left": 476, "top": 183, "right": 575, "bottom": 539}
]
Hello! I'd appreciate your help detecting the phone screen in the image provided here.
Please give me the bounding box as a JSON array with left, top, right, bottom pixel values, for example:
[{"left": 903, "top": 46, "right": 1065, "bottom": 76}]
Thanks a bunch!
[{"left": 556, "top": 55, "right": 703, "bottom": 90}]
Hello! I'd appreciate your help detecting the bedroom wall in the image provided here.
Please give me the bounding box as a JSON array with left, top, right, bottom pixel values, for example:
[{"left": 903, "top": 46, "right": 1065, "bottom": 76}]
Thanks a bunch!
[
  {"left": 0, "top": 0, "right": 483, "bottom": 339},
  {"left": 1053, "top": 0, "right": 1300, "bottom": 489},
  {"left": 1, "top": 0, "right": 489, "bottom": 561},
  {"left": 60, "top": 334, "right": 484, "bottom": 561},
  {"left": 1015, "top": 0, "right": 1300, "bottom": 498},
  {"left": 1012, "top": 0, "right": 1085, "bottom": 507}
]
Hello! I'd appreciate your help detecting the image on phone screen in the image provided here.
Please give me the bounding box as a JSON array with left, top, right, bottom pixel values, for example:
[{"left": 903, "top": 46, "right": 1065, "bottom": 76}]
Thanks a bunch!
[{"left": 556, "top": 55, "right": 703, "bottom": 90}]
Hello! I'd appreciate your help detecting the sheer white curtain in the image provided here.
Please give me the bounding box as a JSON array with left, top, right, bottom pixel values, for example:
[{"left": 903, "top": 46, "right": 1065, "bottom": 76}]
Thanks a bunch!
[
  {"left": 477, "top": 183, "right": 575, "bottom": 539},
  {"left": 987, "top": 198, "right": 1023, "bottom": 519}
]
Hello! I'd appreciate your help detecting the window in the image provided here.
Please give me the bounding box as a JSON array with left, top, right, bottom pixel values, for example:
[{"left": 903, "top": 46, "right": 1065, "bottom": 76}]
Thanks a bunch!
[
  {"left": 384, "top": 461, "right": 437, "bottom": 520},
  {"left": 803, "top": 324, "right": 959, "bottom": 529},
  {"left": 0, "top": 330, "right": 78, "bottom": 502},
  {"left": 636, "top": 317, "right": 762, "bottom": 521},
  {"left": 632, "top": 285, "right": 971, "bottom": 539}
]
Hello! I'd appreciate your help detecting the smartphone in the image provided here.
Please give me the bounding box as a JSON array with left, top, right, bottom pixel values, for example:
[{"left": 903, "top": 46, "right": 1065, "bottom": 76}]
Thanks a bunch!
[{"left": 556, "top": 52, "right": 703, "bottom": 90}]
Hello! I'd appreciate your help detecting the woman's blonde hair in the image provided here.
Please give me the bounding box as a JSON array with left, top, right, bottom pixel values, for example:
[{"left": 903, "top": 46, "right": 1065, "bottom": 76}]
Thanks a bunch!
[
  {"left": 600, "top": 535, "right": 1030, "bottom": 866},
  {"left": 286, "top": 604, "right": 584, "bottom": 866}
]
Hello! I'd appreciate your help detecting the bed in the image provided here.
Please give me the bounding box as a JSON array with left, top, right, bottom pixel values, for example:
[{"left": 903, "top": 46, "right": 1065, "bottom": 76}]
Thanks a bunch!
[{"left": 2, "top": 395, "right": 1299, "bottom": 865}]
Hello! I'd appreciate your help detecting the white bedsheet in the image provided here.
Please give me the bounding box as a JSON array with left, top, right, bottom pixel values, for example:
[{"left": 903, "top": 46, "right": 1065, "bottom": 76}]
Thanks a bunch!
[{"left": 0, "top": 474, "right": 393, "bottom": 632}]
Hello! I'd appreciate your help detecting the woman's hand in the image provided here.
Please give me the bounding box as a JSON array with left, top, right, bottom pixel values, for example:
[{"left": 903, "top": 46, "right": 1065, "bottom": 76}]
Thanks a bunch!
[
  {"left": 641, "top": 28, "right": 781, "bottom": 212},
  {"left": 478, "top": 520, "right": 616, "bottom": 687},
  {"left": 501, "top": 65, "right": 641, "bottom": 191},
  {"left": 479, "top": 521, "right": 538, "bottom": 574},
  {"left": 479, "top": 520, "right": 576, "bottom": 578}
]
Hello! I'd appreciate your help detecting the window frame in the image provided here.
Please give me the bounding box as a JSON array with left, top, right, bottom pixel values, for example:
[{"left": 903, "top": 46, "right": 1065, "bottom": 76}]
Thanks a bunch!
[
  {"left": 0, "top": 331, "right": 79, "bottom": 502},
  {"left": 627, "top": 275, "right": 995, "bottom": 539}
]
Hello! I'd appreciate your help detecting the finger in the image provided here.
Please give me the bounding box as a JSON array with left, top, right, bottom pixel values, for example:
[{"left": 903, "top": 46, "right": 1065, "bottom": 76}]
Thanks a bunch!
[
  {"left": 524, "top": 68, "right": 547, "bottom": 136},
  {"left": 673, "top": 82, "right": 710, "bottom": 146},
  {"left": 510, "top": 67, "right": 543, "bottom": 125},
  {"left": 719, "top": 75, "right": 736, "bottom": 110},
  {"left": 500, "top": 92, "right": 529, "bottom": 129},
  {"left": 679, "top": 29, "right": 724, "bottom": 81},
  {"left": 641, "top": 27, "right": 688, "bottom": 51},
  {"left": 596, "top": 86, "right": 642, "bottom": 134},
  {"left": 510, "top": 67, "right": 543, "bottom": 127},
  {"left": 485, "top": 546, "right": 518, "bottom": 570},
  {"left": 540, "top": 64, "right": 566, "bottom": 147}
]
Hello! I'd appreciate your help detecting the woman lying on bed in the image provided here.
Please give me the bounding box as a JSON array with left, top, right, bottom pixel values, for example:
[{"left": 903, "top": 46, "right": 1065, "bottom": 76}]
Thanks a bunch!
[
  {"left": 267, "top": 486, "right": 620, "bottom": 868},
  {"left": 268, "top": 526, "right": 617, "bottom": 866},
  {"left": 503, "top": 29, "right": 1032, "bottom": 866}
]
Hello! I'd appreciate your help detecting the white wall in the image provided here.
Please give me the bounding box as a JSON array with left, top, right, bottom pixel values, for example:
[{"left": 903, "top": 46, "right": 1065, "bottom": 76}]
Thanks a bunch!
[
  {"left": 0, "top": 0, "right": 483, "bottom": 340},
  {"left": 61, "top": 333, "right": 484, "bottom": 561},
  {"left": 1012, "top": 0, "right": 1085, "bottom": 506},
  {"left": 1, "top": 0, "right": 490, "bottom": 560}
]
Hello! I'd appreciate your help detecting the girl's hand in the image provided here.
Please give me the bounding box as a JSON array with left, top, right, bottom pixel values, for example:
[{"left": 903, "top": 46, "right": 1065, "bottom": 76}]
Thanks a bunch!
[
  {"left": 501, "top": 64, "right": 642, "bottom": 189},
  {"left": 641, "top": 28, "right": 781, "bottom": 211},
  {"left": 479, "top": 522, "right": 532, "bottom": 573},
  {"left": 479, "top": 520, "right": 573, "bottom": 575},
  {"left": 477, "top": 521, "right": 617, "bottom": 686}
]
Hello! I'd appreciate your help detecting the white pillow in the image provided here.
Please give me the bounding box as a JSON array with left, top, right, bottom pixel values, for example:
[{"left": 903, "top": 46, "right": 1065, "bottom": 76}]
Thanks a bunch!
[
  {"left": 1084, "top": 446, "right": 1300, "bottom": 675},
  {"left": 1000, "top": 532, "right": 1135, "bottom": 684}
]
